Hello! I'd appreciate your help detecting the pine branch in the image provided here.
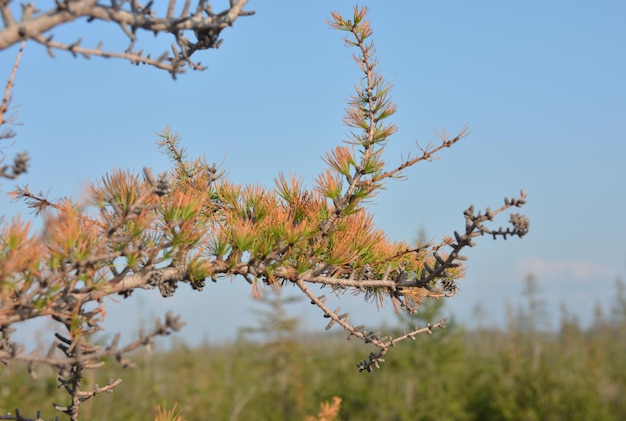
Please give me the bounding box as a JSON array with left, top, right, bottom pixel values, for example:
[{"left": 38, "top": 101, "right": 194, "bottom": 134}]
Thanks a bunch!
[{"left": 0, "top": 10, "right": 530, "bottom": 415}]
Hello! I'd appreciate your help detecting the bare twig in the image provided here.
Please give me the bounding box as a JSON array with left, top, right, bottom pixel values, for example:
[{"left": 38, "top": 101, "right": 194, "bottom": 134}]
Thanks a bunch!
[
  {"left": 0, "top": 0, "right": 254, "bottom": 76},
  {"left": 0, "top": 39, "right": 24, "bottom": 130},
  {"left": 0, "top": 39, "right": 29, "bottom": 179}
]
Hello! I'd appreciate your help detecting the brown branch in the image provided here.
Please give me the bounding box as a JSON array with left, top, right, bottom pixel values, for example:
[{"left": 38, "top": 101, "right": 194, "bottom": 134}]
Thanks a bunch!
[
  {"left": 295, "top": 277, "right": 449, "bottom": 372},
  {"left": 0, "top": 37, "right": 27, "bottom": 177},
  {"left": 0, "top": 39, "right": 23, "bottom": 129},
  {"left": 374, "top": 125, "right": 471, "bottom": 182},
  {"left": 0, "top": 0, "right": 254, "bottom": 75},
  {"left": 1, "top": 313, "right": 181, "bottom": 368}
]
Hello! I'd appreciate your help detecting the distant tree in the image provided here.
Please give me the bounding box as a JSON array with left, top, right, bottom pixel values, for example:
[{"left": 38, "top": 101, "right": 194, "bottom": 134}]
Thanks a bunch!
[
  {"left": 0, "top": 5, "right": 529, "bottom": 420},
  {"left": 239, "top": 291, "right": 306, "bottom": 419}
]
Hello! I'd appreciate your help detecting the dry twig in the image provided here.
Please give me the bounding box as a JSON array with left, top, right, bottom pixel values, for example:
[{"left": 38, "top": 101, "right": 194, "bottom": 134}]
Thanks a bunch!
[{"left": 0, "top": 0, "right": 254, "bottom": 76}]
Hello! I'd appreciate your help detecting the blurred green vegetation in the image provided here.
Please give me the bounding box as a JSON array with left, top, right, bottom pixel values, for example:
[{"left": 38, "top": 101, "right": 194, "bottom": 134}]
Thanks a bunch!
[{"left": 2, "top": 277, "right": 625, "bottom": 421}]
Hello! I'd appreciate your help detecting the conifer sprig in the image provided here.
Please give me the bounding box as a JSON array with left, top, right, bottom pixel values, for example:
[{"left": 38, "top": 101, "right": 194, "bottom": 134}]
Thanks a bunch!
[{"left": 0, "top": 11, "right": 528, "bottom": 415}]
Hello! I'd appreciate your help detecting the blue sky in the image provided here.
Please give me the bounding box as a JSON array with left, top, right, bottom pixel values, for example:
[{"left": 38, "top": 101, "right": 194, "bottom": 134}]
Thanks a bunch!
[{"left": 2, "top": 1, "right": 625, "bottom": 346}]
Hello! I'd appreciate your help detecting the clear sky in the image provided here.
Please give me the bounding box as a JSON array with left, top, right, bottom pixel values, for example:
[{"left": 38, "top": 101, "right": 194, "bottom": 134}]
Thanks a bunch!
[{"left": 2, "top": 1, "right": 625, "bottom": 346}]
